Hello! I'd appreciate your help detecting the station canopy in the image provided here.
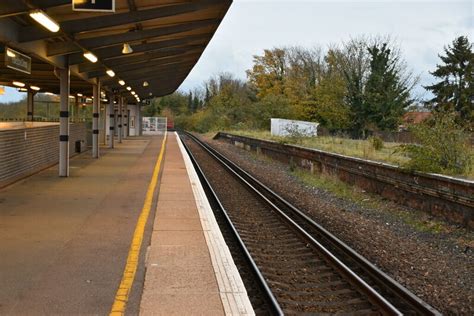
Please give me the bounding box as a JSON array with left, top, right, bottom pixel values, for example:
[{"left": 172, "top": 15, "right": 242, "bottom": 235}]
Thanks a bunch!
[{"left": 0, "top": 0, "right": 232, "bottom": 102}]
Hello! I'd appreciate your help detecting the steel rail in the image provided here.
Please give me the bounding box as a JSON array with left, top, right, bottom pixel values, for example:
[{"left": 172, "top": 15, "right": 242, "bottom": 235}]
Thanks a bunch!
[
  {"left": 183, "top": 132, "right": 405, "bottom": 315},
  {"left": 184, "top": 131, "right": 442, "bottom": 316},
  {"left": 180, "top": 134, "right": 284, "bottom": 315}
]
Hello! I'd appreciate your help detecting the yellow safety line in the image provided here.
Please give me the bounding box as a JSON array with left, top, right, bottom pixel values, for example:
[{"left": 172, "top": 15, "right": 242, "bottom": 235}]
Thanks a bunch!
[{"left": 109, "top": 132, "right": 167, "bottom": 316}]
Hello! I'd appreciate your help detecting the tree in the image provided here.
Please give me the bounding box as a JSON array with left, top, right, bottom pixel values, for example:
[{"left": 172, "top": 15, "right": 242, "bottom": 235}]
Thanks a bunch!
[
  {"left": 306, "top": 49, "right": 351, "bottom": 131},
  {"left": 335, "top": 38, "right": 371, "bottom": 136},
  {"left": 425, "top": 36, "right": 474, "bottom": 127},
  {"left": 364, "top": 42, "right": 413, "bottom": 131},
  {"left": 401, "top": 112, "right": 472, "bottom": 175},
  {"left": 246, "top": 48, "right": 288, "bottom": 99}
]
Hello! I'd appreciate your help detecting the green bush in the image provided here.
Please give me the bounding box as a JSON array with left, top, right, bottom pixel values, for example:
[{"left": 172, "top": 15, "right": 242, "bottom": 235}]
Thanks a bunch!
[
  {"left": 369, "top": 136, "right": 384, "bottom": 150},
  {"left": 400, "top": 113, "right": 473, "bottom": 175}
]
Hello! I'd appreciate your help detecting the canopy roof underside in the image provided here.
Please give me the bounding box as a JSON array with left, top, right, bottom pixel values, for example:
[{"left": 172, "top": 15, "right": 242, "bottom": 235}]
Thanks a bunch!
[{"left": 0, "top": 0, "right": 231, "bottom": 102}]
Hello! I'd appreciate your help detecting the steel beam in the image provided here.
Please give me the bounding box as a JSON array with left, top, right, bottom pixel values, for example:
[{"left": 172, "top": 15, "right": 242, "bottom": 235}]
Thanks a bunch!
[
  {"left": 46, "top": 19, "right": 219, "bottom": 56},
  {"left": 19, "top": 1, "right": 222, "bottom": 42},
  {"left": 68, "top": 34, "right": 209, "bottom": 65}
]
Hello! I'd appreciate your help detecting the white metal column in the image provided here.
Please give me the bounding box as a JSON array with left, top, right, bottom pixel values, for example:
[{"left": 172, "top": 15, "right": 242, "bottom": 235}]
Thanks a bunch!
[
  {"left": 118, "top": 96, "right": 123, "bottom": 143},
  {"left": 122, "top": 103, "right": 127, "bottom": 139},
  {"left": 108, "top": 96, "right": 115, "bottom": 148},
  {"left": 59, "top": 67, "right": 70, "bottom": 177},
  {"left": 27, "top": 90, "right": 34, "bottom": 121},
  {"left": 137, "top": 105, "right": 142, "bottom": 136},
  {"left": 92, "top": 80, "right": 100, "bottom": 158}
]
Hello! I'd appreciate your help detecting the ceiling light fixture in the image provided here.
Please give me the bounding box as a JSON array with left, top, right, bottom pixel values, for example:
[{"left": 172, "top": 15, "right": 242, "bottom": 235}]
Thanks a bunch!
[
  {"left": 6, "top": 50, "right": 16, "bottom": 58},
  {"left": 143, "top": 81, "right": 149, "bottom": 87},
  {"left": 122, "top": 43, "right": 133, "bottom": 54},
  {"left": 77, "top": 93, "right": 83, "bottom": 97},
  {"left": 126, "top": 86, "right": 132, "bottom": 91},
  {"left": 118, "top": 80, "right": 125, "bottom": 86},
  {"left": 12, "top": 81, "right": 25, "bottom": 87},
  {"left": 18, "top": 88, "right": 28, "bottom": 92},
  {"left": 30, "top": 86, "right": 41, "bottom": 91},
  {"left": 29, "top": 10, "right": 60, "bottom": 33},
  {"left": 83, "top": 51, "right": 98, "bottom": 63},
  {"left": 106, "top": 69, "right": 115, "bottom": 77}
]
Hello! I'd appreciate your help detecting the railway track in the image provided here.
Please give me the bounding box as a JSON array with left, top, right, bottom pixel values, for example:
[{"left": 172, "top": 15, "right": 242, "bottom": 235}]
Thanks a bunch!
[{"left": 181, "top": 132, "right": 441, "bottom": 315}]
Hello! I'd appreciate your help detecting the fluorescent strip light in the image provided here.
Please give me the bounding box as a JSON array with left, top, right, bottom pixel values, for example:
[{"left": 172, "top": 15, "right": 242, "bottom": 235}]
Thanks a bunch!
[
  {"left": 126, "top": 86, "right": 132, "bottom": 91},
  {"left": 77, "top": 93, "right": 83, "bottom": 97},
  {"left": 83, "top": 51, "right": 98, "bottom": 63},
  {"left": 12, "top": 81, "right": 25, "bottom": 87},
  {"left": 118, "top": 80, "right": 125, "bottom": 86},
  {"left": 29, "top": 10, "right": 60, "bottom": 33},
  {"left": 18, "top": 88, "right": 28, "bottom": 92},
  {"left": 106, "top": 69, "right": 115, "bottom": 77},
  {"left": 30, "top": 86, "right": 41, "bottom": 91}
]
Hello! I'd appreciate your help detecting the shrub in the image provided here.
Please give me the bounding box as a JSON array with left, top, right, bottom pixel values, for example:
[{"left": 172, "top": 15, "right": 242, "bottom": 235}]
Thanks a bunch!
[
  {"left": 400, "top": 113, "right": 473, "bottom": 175},
  {"left": 369, "top": 136, "right": 384, "bottom": 150},
  {"left": 284, "top": 124, "right": 305, "bottom": 144}
]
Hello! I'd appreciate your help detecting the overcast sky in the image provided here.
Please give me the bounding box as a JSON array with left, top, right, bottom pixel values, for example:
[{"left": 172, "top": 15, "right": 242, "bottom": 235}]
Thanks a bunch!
[{"left": 1, "top": 0, "right": 472, "bottom": 103}]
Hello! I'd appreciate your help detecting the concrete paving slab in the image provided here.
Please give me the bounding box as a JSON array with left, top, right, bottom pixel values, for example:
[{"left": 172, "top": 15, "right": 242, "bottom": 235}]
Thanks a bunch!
[
  {"left": 154, "top": 218, "right": 204, "bottom": 231},
  {"left": 140, "top": 293, "right": 224, "bottom": 316},
  {"left": 0, "top": 136, "right": 163, "bottom": 315}
]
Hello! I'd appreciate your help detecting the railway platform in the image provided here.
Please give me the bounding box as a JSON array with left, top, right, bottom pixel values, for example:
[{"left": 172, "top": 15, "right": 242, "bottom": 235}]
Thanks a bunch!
[
  {"left": 139, "top": 132, "right": 253, "bottom": 315},
  {"left": 0, "top": 132, "right": 253, "bottom": 315}
]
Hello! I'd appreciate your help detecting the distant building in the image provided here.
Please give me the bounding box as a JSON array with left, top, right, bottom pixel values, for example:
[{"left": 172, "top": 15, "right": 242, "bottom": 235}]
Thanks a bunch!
[
  {"left": 271, "top": 118, "right": 319, "bottom": 137},
  {"left": 399, "top": 111, "right": 432, "bottom": 130}
]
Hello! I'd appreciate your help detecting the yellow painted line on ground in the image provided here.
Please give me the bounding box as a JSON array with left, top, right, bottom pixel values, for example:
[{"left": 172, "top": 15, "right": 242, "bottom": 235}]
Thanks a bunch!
[{"left": 110, "top": 132, "right": 167, "bottom": 316}]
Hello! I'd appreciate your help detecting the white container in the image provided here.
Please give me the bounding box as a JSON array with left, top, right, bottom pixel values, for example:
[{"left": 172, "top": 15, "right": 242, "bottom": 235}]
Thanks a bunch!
[{"left": 271, "top": 118, "right": 319, "bottom": 137}]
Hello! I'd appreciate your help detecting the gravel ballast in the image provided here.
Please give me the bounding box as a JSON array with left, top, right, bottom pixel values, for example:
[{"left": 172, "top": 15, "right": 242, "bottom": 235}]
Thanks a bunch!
[{"left": 200, "top": 134, "right": 473, "bottom": 315}]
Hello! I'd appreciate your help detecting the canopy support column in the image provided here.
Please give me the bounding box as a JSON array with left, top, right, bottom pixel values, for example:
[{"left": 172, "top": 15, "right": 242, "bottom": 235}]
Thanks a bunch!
[
  {"left": 108, "top": 96, "right": 115, "bottom": 148},
  {"left": 118, "top": 97, "right": 123, "bottom": 143},
  {"left": 27, "top": 90, "right": 34, "bottom": 121},
  {"left": 58, "top": 66, "right": 70, "bottom": 177},
  {"left": 137, "top": 105, "right": 142, "bottom": 136},
  {"left": 122, "top": 103, "right": 128, "bottom": 139},
  {"left": 92, "top": 79, "right": 100, "bottom": 158}
]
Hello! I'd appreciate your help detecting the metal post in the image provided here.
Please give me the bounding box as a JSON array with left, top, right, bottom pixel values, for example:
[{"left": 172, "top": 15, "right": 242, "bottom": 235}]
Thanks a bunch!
[
  {"left": 59, "top": 66, "right": 70, "bottom": 177},
  {"left": 109, "top": 96, "right": 115, "bottom": 148},
  {"left": 92, "top": 79, "right": 100, "bottom": 158},
  {"left": 118, "top": 96, "right": 123, "bottom": 143},
  {"left": 74, "top": 96, "right": 79, "bottom": 123},
  {"left": 101, "top": 101, "right": 106, "bottom": 145},
  {"left": 138, "top": 105, "right": 142, "bottom": 136},
  {"left": 122, "top": 102, "right": 127, "bottom": 139},
  {"left": 27, "top": 90, "right": 34, "bottom": 121}
]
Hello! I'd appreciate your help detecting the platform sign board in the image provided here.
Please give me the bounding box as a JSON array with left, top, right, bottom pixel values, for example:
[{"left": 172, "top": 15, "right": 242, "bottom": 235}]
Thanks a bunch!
[
  {"left": 4, "top": 47, "right": 31, "bottom": 74},
  {"left": 73, "top": 0, "right": 115, "bottom": 12}
]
